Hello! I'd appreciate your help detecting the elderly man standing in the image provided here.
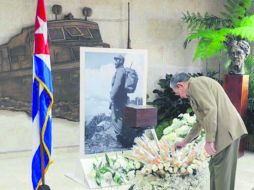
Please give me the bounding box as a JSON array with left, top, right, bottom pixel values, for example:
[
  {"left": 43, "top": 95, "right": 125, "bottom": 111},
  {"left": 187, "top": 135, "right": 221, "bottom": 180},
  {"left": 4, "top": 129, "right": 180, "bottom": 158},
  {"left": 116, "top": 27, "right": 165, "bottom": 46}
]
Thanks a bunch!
[
  {"left": 170, "top": 72, "right": 247, "bottom": 190},
  {"left": 110, "top": 54, "right": 128, "bottom": 136}
]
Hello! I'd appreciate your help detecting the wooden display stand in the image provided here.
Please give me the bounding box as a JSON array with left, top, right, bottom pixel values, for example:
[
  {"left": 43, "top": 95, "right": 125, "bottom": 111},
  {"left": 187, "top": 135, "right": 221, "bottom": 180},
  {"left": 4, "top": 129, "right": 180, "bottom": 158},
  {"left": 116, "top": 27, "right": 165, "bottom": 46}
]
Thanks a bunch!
[
  {"left": 224, "top": 74, "right": 249, "bottom": 157},
  {"left": 123, "top": 105, "right": 157, "bottom": 128},
  {"left": 119, "top": 105, "right": 158, "bottom": 147}
]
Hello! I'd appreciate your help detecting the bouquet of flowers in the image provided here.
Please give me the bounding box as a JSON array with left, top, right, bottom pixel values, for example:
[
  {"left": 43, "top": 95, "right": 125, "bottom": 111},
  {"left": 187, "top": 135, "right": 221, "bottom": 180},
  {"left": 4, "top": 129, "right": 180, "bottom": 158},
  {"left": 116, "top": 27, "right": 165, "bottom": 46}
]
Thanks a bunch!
[
  {"left": 161, "top": 113, "right": 205, "bottom": 143},
  {"left": 88, "top": 154, "right": 135, "bottom": 187},
  {"left": 89, "top": 113, "right": 209, "bottom": 189},
  {"left": 125, "top": 133, "right": 209, "bottom": 190}
]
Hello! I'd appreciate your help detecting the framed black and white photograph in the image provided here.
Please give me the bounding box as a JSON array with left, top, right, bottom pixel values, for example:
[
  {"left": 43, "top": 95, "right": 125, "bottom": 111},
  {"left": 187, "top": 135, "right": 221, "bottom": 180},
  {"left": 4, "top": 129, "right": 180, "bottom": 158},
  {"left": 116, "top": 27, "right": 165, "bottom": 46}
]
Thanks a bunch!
[{"left": 80, "top": 48, "right": 147, "bottom": 156}]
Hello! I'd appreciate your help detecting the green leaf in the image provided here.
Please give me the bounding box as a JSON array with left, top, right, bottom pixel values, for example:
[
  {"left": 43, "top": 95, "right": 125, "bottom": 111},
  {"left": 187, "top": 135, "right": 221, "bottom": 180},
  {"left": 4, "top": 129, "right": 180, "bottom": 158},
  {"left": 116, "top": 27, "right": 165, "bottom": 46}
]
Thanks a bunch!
[
  {"left": 92, "top": 163, "right": 97, "bottom": 170},
  {"left": 224, "top": 59, "right": 231, "bottom": 70},
  {"left": 239, "top": 15, "right": 254, "bottom": 27},
  {"left": 95, "top": 172, "right": 102, "bottom": 186},
  {"left": 230, "top": 26, "right": 254, "bottom": 41},
  {"left": 105, "top": 154, "right": 112, "bottom": 167},
  {"left": 193, "top": 38, "right": 225, "bottom": 61},
  {"left": 186, "top": 107, "right": 193, "bottom": 113},
  {"left": 187, "top": 28, "right": 229, "bottom": 60},
  {"left": 113, "top": 173, "right": 124, "bottom": 185},
  {"left": 99, "top": 166, "right": 113, "bottom": 174},
  {"left": 232, "top": 18, "right": 241, "bottom": 27},
  {"left": 244, "top": 55, "right": 254, "bottom": 74}
]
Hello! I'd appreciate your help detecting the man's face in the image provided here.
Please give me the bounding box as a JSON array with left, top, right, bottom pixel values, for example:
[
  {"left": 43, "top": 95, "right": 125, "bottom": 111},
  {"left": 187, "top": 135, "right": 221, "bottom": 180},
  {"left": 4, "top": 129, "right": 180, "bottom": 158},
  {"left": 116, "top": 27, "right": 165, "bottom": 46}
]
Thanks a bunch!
[
  {"left": 114, "top": 58, "right": 124, "bottom": 68},
  {"left": 172, "top": 83, "right": 188, "bottom": 98},
  {"left": 230, "top": 46, "right": 245, "bottom": 67}
]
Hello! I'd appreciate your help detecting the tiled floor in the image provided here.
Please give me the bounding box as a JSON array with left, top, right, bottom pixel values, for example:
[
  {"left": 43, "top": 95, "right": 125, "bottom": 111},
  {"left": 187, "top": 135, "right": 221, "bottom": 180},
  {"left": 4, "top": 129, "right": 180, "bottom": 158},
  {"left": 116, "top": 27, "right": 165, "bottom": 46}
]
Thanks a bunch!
[
  {"left": 0, "top": 110, "right": 254, "bottom": 190},
  {"left": 235, "top": 152, "right": 254, "bottom": 190}
]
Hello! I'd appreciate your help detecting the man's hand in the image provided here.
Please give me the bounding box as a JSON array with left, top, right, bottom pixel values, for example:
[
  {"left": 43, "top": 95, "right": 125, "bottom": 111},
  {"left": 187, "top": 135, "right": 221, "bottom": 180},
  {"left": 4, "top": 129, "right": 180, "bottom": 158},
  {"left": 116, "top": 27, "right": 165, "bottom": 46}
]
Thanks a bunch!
[
  {"left": 175, "top": 140, "right": 187, "bottom": 149},
  {"left": 204, "top": 142, "right": 216, "bottom": 156}
]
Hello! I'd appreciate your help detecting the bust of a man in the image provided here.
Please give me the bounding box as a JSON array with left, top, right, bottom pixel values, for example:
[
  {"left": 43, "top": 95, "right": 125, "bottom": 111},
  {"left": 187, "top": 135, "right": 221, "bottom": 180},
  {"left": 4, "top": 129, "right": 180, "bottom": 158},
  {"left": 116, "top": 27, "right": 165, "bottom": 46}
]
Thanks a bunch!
[{"left": 228, "top": 40, "right": 250, "bottom": 75}]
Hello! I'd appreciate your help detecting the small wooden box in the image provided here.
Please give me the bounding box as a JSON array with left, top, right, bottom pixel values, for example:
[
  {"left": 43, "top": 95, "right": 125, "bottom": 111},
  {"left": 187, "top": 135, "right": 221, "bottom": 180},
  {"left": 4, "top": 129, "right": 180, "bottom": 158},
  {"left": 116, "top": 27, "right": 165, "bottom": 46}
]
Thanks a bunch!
[{"left": 123, "top": 105, "right": 157, "bottom": 128}]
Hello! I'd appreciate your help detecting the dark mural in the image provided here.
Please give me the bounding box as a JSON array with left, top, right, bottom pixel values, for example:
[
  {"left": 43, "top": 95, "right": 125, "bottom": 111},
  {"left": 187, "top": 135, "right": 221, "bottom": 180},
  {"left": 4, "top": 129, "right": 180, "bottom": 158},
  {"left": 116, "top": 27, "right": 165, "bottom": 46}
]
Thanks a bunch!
[{"left": 0, "top": 18, "right": 109, "bottom": 121}]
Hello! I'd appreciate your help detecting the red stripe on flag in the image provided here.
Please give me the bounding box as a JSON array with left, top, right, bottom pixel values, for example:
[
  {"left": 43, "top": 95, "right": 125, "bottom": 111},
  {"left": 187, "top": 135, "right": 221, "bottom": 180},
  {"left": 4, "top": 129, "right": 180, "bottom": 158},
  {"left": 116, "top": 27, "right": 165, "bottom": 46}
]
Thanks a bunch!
[
  {"left": 34, "top": 35, "right": 49, "bottom": 55},
  {"left": 34, "top": 0, "right": 49, "bottom": 55}
]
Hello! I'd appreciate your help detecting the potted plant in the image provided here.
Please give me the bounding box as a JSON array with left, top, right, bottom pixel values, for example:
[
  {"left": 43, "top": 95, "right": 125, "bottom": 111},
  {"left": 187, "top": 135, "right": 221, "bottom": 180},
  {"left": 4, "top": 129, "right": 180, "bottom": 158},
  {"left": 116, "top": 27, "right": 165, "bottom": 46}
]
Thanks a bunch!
[
  {"left": 182, "top": 0, "right": 254, "bottom": 74},
  {"left": 148, "top": 74, "right": 203, "bottom": 139},
  {"left": 182, "top": 0, "right": 254, "bottom": 151}
]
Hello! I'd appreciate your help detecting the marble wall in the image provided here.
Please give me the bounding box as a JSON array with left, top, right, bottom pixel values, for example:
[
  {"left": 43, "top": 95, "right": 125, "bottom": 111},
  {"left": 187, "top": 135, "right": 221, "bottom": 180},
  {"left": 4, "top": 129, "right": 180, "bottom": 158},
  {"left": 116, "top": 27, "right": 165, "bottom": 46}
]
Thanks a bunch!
[{"left": 0, "top": 0, "right": 224, "bottom": 99}]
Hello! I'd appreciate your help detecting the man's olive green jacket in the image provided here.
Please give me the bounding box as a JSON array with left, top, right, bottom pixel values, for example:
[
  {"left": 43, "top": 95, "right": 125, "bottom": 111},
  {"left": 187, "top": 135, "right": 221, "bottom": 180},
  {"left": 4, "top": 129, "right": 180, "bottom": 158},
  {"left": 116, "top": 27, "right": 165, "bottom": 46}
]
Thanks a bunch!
[{"left": 185, "top": 76, "right": 247, "bottom": 154}]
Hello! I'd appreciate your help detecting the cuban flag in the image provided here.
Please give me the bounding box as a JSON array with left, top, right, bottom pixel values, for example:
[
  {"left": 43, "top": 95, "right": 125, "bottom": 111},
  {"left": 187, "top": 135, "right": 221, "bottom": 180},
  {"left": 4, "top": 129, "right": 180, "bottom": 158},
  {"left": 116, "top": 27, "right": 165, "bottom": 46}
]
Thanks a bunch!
[{"left": 31, "top": 0, "right": 54, "bottom": 189}]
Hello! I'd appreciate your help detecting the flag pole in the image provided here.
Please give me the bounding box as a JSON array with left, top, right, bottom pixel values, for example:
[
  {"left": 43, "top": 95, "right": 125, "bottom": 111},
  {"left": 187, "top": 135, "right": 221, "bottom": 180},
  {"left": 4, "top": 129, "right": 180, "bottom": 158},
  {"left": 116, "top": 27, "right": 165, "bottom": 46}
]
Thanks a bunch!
[
  {"left": 38, "top": 94, "right": 45, "bottom": 186},
  {"left": 32, "top": 0, "right": 53, "bottom": 189},
  {"left": 127, "top": 2, "right": 131, "bottom": 49},
  {"left": 38, "top": 144, "right": 50, "bottom": 190}
]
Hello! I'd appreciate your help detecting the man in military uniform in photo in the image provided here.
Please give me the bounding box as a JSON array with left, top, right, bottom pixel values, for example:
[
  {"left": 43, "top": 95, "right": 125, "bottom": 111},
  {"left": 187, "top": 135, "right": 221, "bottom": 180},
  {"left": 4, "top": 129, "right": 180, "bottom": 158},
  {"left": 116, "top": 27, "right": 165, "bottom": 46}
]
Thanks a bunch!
[{"left": 110, "top": 54, "right": 128, "bottom": 136}]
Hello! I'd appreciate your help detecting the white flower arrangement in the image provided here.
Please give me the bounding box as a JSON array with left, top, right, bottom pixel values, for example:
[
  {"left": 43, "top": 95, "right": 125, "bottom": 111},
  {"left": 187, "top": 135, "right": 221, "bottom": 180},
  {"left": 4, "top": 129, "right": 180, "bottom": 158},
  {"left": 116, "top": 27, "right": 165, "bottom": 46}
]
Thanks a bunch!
[
  {"left": 130, "top": 170, "right": 209, "bottom": 190},
  {"left": 125, "top": 112, "right": 209, "bottom": 190},
  {"left": 88, "top": 154, "right": 134, "bottom": 187},
  {"left": 89, "top": 113, "right": 209, "bottom": 189},
  {"left": 161, "top": 113, "right": 205, "bottom": 143},
  {"left": 125, "top": 134, "right": 209, "bottom": 190}
]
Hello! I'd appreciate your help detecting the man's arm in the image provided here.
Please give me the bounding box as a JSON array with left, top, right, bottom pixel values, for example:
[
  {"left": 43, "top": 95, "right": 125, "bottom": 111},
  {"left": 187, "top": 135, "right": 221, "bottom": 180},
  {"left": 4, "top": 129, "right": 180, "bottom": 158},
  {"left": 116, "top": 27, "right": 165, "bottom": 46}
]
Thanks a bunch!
[
  {"left": 189, "top": 81, "right": 218, "bottom": 155},
  {"left": 189, "top": 82, "right": 218, "bottom": 143},
  {"left": 176, "top": 121, "right": 201, "bottom": 148},
  {"left": 184, "top": 121, "right": 202, "bottom": 143},
  {"left": 196, "top": 95, "right": 217, "bottom": 143}
]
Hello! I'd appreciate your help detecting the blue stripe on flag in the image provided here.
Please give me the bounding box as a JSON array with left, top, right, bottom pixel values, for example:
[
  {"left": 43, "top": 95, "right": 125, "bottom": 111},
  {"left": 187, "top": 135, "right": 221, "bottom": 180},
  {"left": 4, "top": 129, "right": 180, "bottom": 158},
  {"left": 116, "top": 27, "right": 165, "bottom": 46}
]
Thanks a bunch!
[
  {"left": 32, "top": 1, "right": 54, "bottom": 189},
  {"left": 32, "top": 79, "right": 39, "bottom": 121},
  {"left": 34, "top": 55, "right": 53, "bottom": 93},
  {"left": 39, "top": 89, "right": 51, "bottom": 129},
  {"left": 32, "top": 146, "right": 42, "bottom": 190},
  {"left": 31, "top": 140, "right": 51, "bottom": 190},
  {"left": 32, "top": 58, "right": 54, "bottom": 189},
  {"left": 31, "top": 87, "right": 53, "bottom": 189},
  {"left": 44, "top": 116, "right": 52, "bottom": 153}
]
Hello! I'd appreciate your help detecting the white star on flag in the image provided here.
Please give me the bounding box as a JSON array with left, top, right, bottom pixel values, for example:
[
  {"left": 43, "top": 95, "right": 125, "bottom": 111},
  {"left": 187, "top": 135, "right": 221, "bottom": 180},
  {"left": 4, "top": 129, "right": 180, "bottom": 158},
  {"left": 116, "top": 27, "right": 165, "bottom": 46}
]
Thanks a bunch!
[{"left": 35, "top": 16, "right": 48, "bottom": 44}]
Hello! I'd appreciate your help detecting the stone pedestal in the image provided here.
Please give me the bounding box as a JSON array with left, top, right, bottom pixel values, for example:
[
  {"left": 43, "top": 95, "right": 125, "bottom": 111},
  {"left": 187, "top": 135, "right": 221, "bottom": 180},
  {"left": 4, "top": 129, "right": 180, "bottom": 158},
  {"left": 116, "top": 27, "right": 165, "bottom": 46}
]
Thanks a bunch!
[{"left": 224, "top": 74, "right": 249, "bottom": 157}]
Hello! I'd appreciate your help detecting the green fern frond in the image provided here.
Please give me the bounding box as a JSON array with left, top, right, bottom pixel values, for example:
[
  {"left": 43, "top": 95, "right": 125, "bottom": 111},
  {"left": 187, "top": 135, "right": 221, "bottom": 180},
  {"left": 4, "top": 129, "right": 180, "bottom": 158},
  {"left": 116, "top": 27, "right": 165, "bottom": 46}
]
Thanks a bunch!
[
  {"left": 221, "top": 0, "right": 252, "bottom": 27},
  {"left": 239, "top": 15, "right": 254, "bottom": 27},
  {"left": 232, "top": 18, "right": 241, "bottom": 27},
  {"left": 185, "top": 28, "right": 229, "bottom": 45},
  {"left": 238, "top": 0, "right": 252, "bottom": 10},
  {"left": 244, "top": 55, "right": 254, "bottom": 74},
  {"left": 230, "top": 16, "right": 254, "bottom": 40},
  {"left": 183, "top": 0, "right": 254, "bottom": 62},
  {"left": 187, "top": 28, "right": 229, "bottom": 60},
  {"left": 231, "top": 27, "right": 254, "bottom": 41},
  {"left": 182, "top": 12, "right": 228, "bottom": 32},
  {"left": 193, "top": 38, "right": 226, "bottom": 61}
]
